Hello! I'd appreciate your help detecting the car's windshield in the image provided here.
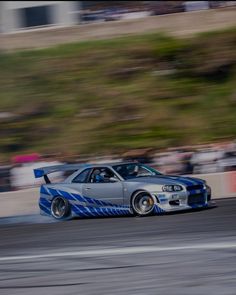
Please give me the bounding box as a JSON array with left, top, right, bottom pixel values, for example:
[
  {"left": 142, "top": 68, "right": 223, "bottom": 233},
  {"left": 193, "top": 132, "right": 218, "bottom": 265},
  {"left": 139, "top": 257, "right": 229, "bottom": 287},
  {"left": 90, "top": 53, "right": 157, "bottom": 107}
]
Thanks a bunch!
[{"left": 112, "top": 163, "right": 162, "bottom": 180}]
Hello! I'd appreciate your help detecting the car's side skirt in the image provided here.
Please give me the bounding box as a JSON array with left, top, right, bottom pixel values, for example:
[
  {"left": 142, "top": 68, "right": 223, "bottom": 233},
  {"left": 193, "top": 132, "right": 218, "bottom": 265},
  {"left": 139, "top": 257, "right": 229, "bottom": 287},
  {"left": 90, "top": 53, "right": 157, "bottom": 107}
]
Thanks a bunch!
[{"left": 39, "top": 186, "right": 166, "bottom": 218}]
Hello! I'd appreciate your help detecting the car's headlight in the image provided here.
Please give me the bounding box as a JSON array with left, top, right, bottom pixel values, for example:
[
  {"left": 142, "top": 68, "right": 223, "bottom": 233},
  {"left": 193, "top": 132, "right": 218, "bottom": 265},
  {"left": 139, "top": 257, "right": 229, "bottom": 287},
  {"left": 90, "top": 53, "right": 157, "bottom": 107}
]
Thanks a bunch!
[{"left": 162, "top": 185, "right": 183, "bottom": 192}]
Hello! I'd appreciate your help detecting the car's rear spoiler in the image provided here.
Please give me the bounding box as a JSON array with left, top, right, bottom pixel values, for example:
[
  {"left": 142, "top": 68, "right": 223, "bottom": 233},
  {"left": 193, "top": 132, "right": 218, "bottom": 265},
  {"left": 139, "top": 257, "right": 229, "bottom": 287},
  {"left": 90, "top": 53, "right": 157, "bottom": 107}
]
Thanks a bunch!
[{"left": 34, "top": 164, "right": 90, "bottom": 184}]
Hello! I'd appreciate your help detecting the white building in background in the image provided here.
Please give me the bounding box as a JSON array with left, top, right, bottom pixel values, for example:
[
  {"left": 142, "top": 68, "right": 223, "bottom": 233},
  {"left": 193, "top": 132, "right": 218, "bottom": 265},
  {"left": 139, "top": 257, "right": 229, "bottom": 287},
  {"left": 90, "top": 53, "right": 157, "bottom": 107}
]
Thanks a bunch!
[{"left": 0, "top": 1, "right": 80, "bottom": 33}]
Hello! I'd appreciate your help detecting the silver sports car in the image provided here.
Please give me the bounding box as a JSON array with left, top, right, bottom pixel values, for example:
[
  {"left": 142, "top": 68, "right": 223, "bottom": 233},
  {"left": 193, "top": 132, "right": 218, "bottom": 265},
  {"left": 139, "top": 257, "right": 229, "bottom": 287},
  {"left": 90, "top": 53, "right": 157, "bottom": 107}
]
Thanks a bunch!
[{"left": 34, "top": 162, "right": 213, "bottom": 220}]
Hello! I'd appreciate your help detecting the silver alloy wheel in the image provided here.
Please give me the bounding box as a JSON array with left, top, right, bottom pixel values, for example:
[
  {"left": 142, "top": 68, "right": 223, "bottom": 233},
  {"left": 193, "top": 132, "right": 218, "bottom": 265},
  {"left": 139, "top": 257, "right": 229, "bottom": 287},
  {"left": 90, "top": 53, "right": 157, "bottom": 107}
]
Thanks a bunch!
[
  {"left": 132, "top": 192, "right": 154, "bottom": 216},
  {"left": 51, "top": 197, "right": 69, "bottom": 219}
]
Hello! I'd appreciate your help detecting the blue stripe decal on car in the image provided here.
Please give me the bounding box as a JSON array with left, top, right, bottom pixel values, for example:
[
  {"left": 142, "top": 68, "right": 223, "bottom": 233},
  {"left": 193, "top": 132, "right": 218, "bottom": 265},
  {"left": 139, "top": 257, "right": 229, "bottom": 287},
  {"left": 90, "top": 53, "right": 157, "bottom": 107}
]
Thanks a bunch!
[
  {"left": 174, "top": 178, "right": 195, "bottom": 187},
  {"left": 92, "top": 207, "right": 101, "bottom": 216},
  {"left": 180, "top": 178, "right": 197, "bottom": 186},
  {"left": 40, "top": 188, "right": 132, "bottom": 218},
  {"left": 39, "top": 203, "right": 51, "bottom": 215},
  {"left": 71, "top": 204, "right": 86, "bottom": 217},
  {"left": 153, "top": 204, "right": 165, "bottom": 214},
  {"left": 92, "top": 207, "right": 99, "bottom": 216},
  {"left": 76, "top": 205, "right": 89, "bottom": 218},
  {"left": 85, "top": 206, "right": 97, "bottom": 217},
  {"left": 59, "top": 191, "right": 76, "bottom": 201},
  {"left": 95, "top": 207, "right": 103, "bottom": 216},
  {"left": 108, "top": 208, "right": 114, "bottom": 215},
  {"left": 110, "top": 208, "right": 117, "bottom": 215},
  {"left": 76, "top": 204, "right": 91, "bottom": 217},
  {"left": 93, "top": 199, "right": 100, "bottom": 206},
  {"left": 39, "top": 196, "right": 51, "bottom": 204},
  {"left": 103, "top": 207, "right": 110, "bottom": 216},
  {"left": 58, "top": 190, "right": 73, "bottom": 200},
  {"left": 40, "top": 186, "right": 49, "bottom": 195},
  {"left": 71, "top": 193, "right": 86, "bottom": 203},
  {"left": 83, "top": 197, "right": 95, "bottom": 205},
  {"left": 47, "top": 188, "right": 60, "bottom": 197}
]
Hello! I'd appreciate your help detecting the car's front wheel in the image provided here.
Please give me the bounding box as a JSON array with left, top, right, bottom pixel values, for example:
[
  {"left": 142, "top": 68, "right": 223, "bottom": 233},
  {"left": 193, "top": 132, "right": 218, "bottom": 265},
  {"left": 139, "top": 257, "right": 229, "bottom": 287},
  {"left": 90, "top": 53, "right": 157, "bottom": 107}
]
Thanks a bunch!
[
  {"left": 51, "top": 196, "right": 70, "bottom": 220},
  {"left": 131, "top": 191, "right": 155, "bottom": 216}
]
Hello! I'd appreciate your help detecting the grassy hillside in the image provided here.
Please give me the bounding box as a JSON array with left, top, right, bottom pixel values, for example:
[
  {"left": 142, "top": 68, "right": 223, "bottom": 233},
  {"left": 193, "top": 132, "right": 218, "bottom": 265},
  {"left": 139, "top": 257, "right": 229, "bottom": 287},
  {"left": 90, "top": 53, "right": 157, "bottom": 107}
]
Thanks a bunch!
[{"left": 0, "top": 28, "right": 236, "bottom": 160}]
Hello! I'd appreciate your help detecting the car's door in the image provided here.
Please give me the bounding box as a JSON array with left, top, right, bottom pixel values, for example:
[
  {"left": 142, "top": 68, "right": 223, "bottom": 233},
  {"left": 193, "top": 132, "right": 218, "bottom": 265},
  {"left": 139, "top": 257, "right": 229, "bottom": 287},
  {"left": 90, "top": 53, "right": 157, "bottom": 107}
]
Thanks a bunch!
[{"left": 82, "top": 167, "right": 124, "bottom": 205}]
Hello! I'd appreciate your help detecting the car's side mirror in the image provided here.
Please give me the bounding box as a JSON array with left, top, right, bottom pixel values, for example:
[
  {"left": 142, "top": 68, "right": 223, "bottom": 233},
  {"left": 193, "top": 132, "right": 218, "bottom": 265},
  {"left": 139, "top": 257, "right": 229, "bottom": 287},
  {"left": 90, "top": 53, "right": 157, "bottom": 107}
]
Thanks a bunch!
[{"left": 109, "top": 177, "right": 119, "bottom": 183}]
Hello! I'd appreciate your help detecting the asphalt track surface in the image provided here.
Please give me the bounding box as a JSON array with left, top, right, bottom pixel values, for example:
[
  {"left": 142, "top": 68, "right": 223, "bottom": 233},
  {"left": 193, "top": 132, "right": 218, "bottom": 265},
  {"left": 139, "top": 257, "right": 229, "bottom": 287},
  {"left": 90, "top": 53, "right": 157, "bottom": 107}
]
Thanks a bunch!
[{"left": 0, "top": 199, "right": 235, "bottom": 295}]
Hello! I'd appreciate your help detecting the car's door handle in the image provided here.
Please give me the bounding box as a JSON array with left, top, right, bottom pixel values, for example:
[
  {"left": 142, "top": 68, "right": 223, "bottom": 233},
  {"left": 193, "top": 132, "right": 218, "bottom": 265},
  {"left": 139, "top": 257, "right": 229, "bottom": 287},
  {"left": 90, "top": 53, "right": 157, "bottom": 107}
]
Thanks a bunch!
[{"left": 85, "top": 187, "right": 91, "bottom": 190}]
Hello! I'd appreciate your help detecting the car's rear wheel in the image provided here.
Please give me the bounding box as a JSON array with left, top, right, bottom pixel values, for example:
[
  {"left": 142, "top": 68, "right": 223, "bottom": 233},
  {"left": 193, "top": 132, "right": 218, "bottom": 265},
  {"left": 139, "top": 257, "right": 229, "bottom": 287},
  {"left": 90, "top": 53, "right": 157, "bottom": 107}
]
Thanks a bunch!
[
  {"left": 131, "top": 191, "right": 155, "bottom": 216},
  {"left": 51, "top": 196, "right": 70, "bottom": 220}
]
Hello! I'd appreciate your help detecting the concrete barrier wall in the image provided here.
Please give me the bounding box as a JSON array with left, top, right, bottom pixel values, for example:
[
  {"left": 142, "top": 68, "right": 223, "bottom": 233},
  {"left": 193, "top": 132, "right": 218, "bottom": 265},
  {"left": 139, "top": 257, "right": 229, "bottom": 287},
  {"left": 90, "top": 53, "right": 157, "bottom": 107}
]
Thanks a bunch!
[
  {"left": 189, "top": 171, "right": 236, "bottom": 199},
  {"left": 0, "top": 171, "right": 236, "bottom": 218},
  {"left": 0, "top": 188, "right": 39, "bottom": 218}
]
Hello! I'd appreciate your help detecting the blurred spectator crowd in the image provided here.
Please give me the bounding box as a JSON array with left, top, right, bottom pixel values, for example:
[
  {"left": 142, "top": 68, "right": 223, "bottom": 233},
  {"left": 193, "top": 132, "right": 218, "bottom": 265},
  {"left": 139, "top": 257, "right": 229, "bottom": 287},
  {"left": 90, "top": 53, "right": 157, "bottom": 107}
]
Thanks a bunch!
[
  {"left": 1, "top": 140, "right": 236, "bottom": 192},
  {"left": 80, "top": 1, "right": 236, "bottom": 23}
]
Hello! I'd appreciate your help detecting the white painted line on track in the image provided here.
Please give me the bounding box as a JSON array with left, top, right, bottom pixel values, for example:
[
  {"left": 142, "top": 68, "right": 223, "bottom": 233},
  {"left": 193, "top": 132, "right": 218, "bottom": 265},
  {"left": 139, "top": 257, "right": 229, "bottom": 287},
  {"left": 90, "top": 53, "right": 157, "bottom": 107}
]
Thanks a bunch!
[{"left": 1, "top": 242, "right": 236, "bottom": 262}]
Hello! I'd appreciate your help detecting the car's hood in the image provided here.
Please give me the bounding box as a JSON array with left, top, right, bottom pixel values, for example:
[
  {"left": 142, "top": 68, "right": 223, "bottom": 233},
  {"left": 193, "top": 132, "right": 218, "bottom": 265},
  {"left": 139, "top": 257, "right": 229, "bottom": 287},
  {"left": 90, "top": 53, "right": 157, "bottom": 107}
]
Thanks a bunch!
[{"left": 125, "top": 175, "right": 204, "bottom": 186}]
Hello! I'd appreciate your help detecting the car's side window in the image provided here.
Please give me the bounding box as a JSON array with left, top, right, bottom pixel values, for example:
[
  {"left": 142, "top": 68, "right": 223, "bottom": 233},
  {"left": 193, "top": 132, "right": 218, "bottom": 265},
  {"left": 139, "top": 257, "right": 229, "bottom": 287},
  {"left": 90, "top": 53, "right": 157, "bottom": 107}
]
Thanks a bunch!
[
  {"left": 72, "top": 168, "right": 92, "bottom": 183},
  {"left": 89, "top": 168, "right": 117, "bottom": 183}
]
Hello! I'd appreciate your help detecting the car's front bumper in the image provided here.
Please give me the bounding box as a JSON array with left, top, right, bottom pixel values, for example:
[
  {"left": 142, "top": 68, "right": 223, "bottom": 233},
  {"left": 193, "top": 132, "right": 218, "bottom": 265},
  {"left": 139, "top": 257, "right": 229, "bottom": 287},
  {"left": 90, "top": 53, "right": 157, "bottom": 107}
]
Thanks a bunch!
[{"left": 152, "top": 188, "right": 213, "bottom": 212}]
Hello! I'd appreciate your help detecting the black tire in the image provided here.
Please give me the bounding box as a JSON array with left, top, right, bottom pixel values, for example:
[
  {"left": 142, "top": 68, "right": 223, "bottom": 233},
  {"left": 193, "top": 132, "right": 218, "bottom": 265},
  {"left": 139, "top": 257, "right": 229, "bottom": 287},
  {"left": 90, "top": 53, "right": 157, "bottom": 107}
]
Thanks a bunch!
[
  {"left": 131, "top": 191, "right": 155, "bottom": 216},
  {"left": 51, "top": 196, "right": 70, "bottom": 220}
]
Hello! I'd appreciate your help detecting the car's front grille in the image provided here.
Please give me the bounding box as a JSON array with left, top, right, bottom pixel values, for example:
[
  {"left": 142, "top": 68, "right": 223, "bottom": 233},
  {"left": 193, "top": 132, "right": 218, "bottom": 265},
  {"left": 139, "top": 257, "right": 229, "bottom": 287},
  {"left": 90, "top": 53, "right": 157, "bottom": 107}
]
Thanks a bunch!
[
  {"left": 188, "top": 193, "right": 205, "bottom": 205},
  {"left": 187, "top": 185, "right": 204, "bottom": 191}
]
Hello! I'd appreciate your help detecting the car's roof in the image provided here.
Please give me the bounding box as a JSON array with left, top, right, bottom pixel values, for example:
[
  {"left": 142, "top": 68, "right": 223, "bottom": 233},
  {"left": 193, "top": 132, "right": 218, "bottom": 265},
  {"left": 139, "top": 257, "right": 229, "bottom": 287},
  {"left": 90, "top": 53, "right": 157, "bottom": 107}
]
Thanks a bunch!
[
  {"left": 89, "top": 161, "right": 139, "bottom": 168},
  {"left": 64, "top": 161, "right": 141, "bottom": 182}
]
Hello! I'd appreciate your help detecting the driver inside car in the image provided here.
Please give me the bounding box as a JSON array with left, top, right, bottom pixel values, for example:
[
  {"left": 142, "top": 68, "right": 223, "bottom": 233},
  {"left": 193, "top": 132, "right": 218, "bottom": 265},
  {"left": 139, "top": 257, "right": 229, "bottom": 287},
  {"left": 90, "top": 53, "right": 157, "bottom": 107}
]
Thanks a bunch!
[
  {"left": 91, "top": 169, "right": 103, "bottom": 183},
  {"left": 100, "top": 169, "right": 115, "bottom": 182}
]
